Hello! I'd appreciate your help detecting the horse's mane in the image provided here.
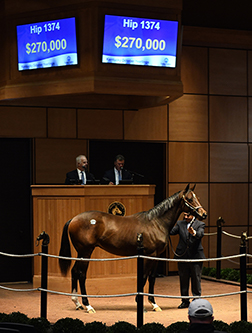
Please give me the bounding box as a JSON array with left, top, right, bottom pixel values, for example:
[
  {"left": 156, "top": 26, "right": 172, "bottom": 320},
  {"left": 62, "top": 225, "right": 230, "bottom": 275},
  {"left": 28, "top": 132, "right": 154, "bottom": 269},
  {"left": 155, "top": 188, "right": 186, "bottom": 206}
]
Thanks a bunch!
[{"left": 145, "top": 191, "right": 181, "bottom": 220}]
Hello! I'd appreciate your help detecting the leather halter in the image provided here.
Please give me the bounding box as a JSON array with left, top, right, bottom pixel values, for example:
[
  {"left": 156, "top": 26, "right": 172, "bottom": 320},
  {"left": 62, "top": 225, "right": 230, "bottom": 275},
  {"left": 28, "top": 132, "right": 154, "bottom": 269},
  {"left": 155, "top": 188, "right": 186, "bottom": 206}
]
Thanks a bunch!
[{"left": 182, "top": 192, "right": 203, "bottom": 218}]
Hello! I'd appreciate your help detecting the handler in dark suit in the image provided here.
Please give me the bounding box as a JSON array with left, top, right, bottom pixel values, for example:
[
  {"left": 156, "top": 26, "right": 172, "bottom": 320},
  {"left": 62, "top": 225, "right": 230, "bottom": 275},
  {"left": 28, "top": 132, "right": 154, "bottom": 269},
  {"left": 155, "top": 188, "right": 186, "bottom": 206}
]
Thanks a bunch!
[
  {"left": 65, "top": 154, "right": 95, "bottom": 185},
  {"left": 102, "top": 154, "right": 132, "bottom": 185},
  {"left": 170, "top": 212, "right": 206, "bottom": 309}
]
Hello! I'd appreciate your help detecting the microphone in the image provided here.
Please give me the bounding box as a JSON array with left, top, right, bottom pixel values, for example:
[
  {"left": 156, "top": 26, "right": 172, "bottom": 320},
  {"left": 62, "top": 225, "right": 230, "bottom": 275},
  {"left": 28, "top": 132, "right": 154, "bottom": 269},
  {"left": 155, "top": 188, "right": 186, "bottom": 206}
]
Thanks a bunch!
[
  {"left": 102, "top": 177, "right": 110, "bottom": 183},
  {"left": 126, "top": 169, "right": 144, "bottom": 178}
]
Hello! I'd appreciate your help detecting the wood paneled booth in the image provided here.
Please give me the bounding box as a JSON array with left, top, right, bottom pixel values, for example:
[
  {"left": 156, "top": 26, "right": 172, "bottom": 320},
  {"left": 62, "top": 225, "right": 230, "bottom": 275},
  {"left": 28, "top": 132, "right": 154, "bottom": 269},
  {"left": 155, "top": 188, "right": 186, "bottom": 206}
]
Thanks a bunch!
[{"left": 32, "top": 184, "right": 155, "bottom": 292}]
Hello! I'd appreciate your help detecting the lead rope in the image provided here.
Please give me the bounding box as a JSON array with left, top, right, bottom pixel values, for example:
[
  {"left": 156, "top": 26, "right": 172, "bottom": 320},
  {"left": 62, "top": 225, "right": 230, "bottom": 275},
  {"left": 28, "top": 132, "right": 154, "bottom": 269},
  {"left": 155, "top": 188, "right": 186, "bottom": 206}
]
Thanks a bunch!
[{"left": 168, "top": 234, "right": 189, "bottom": 258}]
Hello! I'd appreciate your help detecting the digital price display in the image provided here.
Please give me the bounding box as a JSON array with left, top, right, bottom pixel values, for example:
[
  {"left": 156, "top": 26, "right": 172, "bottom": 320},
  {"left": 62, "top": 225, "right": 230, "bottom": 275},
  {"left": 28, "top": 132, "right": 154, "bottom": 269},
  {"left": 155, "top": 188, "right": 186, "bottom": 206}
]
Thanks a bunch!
[
  {"left": 102, "top": 15, "right": 178, "bottom": 68},
  {"left": 16, "top": 17, "right": 78, "bottom": 71}
]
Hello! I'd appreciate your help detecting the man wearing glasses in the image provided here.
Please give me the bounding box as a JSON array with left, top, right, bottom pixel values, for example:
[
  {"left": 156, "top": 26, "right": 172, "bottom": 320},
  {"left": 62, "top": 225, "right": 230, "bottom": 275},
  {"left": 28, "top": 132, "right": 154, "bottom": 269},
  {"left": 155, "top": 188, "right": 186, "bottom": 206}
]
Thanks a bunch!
[{"left": 170, "top": 212, "right": 206, "bottom": 309}]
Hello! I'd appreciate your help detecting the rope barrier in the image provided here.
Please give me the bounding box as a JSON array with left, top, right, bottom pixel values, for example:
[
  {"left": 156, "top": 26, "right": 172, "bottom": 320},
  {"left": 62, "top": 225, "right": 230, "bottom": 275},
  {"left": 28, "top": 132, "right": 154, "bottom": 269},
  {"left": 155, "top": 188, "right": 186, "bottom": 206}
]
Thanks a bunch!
[
  {"left": 41, "top": 253, "right": 138, "bottom": 261},
  {"left": 222, "top": 231, "right": 241, "bottom": 239},
  {"left": 0, "top": 285, "right": 39, "bottom": 292},
  {"left": 0, "top": 251, "right": 39, "bottom": 258},
  {"left": 1, "top": 284, "right": 246, "bottom": 300},
  {"left": 39, "top": 288, "right": 137, "bottom": 298},
  {"left": 0, "top": 247, "right": 250, "bottom": 324},
  {"left": 204, "top": 232, "right": 217, "bottom": 236},
  {"left": 140, "top": 290, "right": 246, "bottom": 299},
  {"left": 141, "top": 253, "right": 246, "bottom": 263},
  {"left": 226, "top": 258, "right": 240, "bottom": 265},
  {"left": 0, "top": 250, "right": 247, "bottom": 263},
  {"left": 37, "top": 288, "right": 245, "bottom": 299}
]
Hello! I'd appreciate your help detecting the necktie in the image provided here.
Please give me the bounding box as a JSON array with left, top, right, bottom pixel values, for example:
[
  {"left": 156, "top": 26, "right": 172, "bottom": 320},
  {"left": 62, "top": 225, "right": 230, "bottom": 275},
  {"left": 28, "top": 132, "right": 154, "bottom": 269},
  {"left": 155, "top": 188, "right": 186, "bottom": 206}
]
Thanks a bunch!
[
  {"left": 81, "top": 171, "right": 85, "bottom": 185},
  {"left": 118, "top": 170, "right": 122, "bottom": 180}
]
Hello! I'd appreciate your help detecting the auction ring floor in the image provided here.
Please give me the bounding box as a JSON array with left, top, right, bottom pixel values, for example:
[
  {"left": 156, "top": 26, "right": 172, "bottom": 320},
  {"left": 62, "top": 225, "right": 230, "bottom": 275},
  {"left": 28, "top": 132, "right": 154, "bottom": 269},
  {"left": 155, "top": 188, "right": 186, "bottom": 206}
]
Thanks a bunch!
[{"left": 0, "top": 275, "right": 251, "bottom": 327}]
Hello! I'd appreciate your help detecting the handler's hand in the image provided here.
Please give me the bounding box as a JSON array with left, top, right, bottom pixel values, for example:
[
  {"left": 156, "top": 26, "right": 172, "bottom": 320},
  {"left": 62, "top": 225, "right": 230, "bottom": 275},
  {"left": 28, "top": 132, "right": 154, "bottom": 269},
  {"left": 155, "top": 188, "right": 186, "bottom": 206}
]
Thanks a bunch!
[{"left": 188, "top": 226, "right": 196, "bottom": 236}]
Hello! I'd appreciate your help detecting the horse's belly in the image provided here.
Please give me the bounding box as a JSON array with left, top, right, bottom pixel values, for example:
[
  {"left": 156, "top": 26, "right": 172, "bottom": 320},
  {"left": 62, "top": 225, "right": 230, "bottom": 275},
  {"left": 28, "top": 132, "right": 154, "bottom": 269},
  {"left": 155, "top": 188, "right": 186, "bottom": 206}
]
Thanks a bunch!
[{"left": 98, "top": 241, "right": 137, "bottom": 256}]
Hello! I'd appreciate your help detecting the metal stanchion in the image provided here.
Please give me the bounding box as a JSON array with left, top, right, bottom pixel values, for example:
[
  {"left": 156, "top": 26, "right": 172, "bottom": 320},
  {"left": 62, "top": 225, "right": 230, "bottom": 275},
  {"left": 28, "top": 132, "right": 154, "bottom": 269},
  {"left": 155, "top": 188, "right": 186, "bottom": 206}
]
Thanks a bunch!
[
  {"left": 36, "top": 231, "right": 50, "bottom": 319},
  {"left": 240, "top": 232, "right": 247, "bottom": 322},
  {"left": 137, "top": 233, "right": 144, "bottom": 329},
  {"left": 216, "top": 217, "right": 224, "bottom": 279}
]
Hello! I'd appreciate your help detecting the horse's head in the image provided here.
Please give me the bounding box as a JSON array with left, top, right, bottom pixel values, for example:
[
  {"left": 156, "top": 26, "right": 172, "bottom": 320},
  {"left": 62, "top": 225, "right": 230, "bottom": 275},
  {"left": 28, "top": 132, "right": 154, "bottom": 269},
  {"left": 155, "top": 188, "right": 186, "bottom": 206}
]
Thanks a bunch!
[{"left": 182, "top": 184, "right": 207, "bottom": 220}]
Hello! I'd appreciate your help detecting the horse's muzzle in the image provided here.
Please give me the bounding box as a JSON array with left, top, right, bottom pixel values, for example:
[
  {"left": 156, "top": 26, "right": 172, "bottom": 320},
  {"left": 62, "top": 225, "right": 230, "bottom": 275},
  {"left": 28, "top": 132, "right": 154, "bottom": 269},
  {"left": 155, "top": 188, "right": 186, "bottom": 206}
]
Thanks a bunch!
[
  {"left": 197, "top": 211, "right": 207, "bottom": 220},
  {"left": 201, "top": 212, "right": 207, "bottom": 220}
]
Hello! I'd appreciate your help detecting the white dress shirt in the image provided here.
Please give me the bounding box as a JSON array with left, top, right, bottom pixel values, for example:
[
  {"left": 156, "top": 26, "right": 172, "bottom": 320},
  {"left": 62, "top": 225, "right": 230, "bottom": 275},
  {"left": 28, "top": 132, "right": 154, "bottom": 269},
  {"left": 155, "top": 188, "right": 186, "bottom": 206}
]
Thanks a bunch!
[{"left": 77, "top": 169, "right": 86, "bottom": 184}]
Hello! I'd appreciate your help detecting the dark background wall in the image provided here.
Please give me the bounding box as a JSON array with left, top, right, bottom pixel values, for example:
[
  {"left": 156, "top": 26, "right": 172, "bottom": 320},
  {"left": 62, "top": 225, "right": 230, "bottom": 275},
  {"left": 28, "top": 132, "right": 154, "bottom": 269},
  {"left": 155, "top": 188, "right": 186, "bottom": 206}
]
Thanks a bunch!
[
  {"left": 0, "top": 139, "right": 32, "bottom": 282},
  {"left": 89, "top": 140, "right": 165, "bottom": 205}
]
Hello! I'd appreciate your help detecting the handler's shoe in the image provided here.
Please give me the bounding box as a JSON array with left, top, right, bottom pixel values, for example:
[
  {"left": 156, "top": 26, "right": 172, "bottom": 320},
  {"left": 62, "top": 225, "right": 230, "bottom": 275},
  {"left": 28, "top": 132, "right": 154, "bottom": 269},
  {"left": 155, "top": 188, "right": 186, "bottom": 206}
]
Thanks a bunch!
[{"left": 178, "top": 301, "right": 190, "bottom": 309}]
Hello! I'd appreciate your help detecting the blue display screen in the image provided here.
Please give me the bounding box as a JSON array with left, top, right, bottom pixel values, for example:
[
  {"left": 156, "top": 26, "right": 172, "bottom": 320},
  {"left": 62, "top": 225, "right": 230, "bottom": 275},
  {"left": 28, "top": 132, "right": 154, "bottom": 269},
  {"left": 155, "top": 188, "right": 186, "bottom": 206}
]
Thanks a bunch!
[
  {"left": 102, "top": 15, "right": 178, "bottom": 68},
  {"left": 16, "top": 17, "right": 78, "bottom": 71}
]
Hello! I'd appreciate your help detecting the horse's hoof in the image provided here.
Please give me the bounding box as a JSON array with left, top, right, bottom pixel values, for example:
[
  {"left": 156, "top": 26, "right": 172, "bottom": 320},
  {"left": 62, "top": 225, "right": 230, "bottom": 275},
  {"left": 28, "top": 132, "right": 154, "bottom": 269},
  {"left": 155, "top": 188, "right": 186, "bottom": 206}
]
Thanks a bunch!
[
  {"left": 86, "top": 305, "right": 96, "bottom": 313},
  {"left": 76, "top": 305, "right": 84, "bottom": 310},
  {"left": 153, "top": 305, "right": 162, "bottom": 312},
  {"left": 148, "top": 300, "right": 162, "bottom": 312},
  {"left": 143, "top": 307, "right": 148, "bottom": 313}
]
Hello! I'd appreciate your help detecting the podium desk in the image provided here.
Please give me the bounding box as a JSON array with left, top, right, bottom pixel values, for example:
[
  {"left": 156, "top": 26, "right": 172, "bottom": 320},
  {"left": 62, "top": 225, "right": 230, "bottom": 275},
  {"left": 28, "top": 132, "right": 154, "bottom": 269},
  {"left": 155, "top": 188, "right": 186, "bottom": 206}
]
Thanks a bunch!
[{"left": 31, "top": 185, "right": 155, "bottom": 292}]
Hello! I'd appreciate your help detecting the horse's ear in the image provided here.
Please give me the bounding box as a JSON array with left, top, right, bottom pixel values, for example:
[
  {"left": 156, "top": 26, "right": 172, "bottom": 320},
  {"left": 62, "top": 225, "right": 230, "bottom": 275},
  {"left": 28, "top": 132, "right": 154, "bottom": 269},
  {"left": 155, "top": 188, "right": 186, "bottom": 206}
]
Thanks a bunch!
[
  {"left": 184, "top": 183, "right": 190, "bottom": 193},
  {"left": 191, "top": 184, "right": 196, "bottom": 191}
]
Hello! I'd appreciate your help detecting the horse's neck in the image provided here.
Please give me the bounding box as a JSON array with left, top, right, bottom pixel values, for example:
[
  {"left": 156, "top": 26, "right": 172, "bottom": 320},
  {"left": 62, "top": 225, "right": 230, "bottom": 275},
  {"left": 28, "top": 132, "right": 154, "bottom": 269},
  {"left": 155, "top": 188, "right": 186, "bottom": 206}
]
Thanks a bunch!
[{"left": 162, "top": 205, "right": 183, "bottom": 232}]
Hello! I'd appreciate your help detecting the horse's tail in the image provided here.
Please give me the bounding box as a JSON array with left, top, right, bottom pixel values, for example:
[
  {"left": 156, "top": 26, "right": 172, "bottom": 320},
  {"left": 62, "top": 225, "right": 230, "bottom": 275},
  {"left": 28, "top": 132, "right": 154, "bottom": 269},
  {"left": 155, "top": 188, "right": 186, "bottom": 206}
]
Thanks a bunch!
[{"left": 59, "top": 219, "right": 72, "bottom": 276}]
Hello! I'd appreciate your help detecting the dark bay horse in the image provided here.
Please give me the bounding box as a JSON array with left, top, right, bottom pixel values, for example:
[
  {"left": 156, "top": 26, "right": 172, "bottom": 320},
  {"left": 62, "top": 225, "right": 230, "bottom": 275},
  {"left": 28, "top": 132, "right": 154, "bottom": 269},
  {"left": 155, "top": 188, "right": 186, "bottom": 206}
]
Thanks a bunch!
[{"left": 59, "top": 184, "right": 207, "bottom": 313}]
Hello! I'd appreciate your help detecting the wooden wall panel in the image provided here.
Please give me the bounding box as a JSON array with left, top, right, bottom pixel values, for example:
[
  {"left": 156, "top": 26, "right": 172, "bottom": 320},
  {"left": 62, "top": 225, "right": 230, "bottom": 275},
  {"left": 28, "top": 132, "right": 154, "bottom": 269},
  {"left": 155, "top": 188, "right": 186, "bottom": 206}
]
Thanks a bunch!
[
  {"left": 33, "top": 197, "right": 82, "bottom": 275},
  {"left": 0, "top": 106, "right": 46, "bottom": 137},
  {"left": 169, "top": 95, "right": 208, "bottom": 141},
  {"left": 209, "top": 48, "right": 247, "bottom": 95},
  {"left": 77, "top": 109, "right": 123, "bottom": 140},
  {"left": 249, "top": 51, "right": 252, "bottom": 97},
  {"left": 35, "top": 138, "right": 88, "bottom": 184},
  {"left": 124, "top": 105, "right": 168, "bottom": 141},
  {"left": 48, "top": 108, "right": 76, "bottom": 138},
  {"left": 250, "top": 184, "right": 252, "bottom": 227},
  {"left": 249, "top": 145, "right": 252, "bottom": 183},
  {"left": 181, "top": 46, "right": 208, "bottom": 94},
  {"left": 209, "top": 184, "right": 248, "bottom": 227},
  {"left": 249, "top": 98, "right": 252, "bottom": 143},
  {"left": 209, "top": 96, "right": 247, "bottom": 142},
  {"left": 169, "top": 143, "right": 208, "bottom": 182},
  {"left": 210, "top": 143, "right": 248, "bottom": 182}
]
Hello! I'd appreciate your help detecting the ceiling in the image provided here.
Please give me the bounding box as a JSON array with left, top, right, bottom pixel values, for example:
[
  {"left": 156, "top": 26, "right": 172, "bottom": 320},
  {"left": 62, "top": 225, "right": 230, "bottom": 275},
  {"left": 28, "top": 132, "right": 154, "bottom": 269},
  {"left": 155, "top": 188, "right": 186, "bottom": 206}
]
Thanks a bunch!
[{"left": 2, "top": 1, "right": 251, "bottom": 109}]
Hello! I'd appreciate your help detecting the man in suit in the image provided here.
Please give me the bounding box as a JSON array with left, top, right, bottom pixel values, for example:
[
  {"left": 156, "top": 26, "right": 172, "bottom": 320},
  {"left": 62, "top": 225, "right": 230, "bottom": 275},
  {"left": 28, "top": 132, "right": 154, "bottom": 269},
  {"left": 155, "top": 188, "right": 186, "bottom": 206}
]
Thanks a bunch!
[
  {"left": 102, "top": 154, "right": 132, "bottom": 185},
  {"left": 65, "top": 155, "right": 95, "bottom": 185},
  {"left": 170, "top": 212, "right": 206, "bottom": 309}
]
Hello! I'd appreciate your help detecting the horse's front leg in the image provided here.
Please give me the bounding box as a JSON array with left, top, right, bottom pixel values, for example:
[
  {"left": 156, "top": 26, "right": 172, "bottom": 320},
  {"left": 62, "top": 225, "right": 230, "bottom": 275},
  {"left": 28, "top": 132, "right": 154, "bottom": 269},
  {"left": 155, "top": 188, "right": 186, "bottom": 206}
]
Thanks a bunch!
[
  {"left": 148, "top": 261, "right": 162, "bottom": 312},
  {"left": 135, "top": 259, "right": 149, "bottom": 313}
]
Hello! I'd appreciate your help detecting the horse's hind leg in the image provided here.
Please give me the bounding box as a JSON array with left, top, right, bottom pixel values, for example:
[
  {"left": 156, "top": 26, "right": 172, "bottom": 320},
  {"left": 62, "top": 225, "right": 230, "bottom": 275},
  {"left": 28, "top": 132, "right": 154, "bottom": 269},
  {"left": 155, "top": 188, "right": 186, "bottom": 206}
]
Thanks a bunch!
[
  {"left": 78, "top": 260, "right": 96, "bottom": 313},
  {"left": 148, "top": 260, "right": 162, "bottom": 312},
  {"left": 71, "top": 260, "right": 95, "bottom": 313},
  {"left": 71, "top": 261, "right": 84, "bottom": 310}
]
